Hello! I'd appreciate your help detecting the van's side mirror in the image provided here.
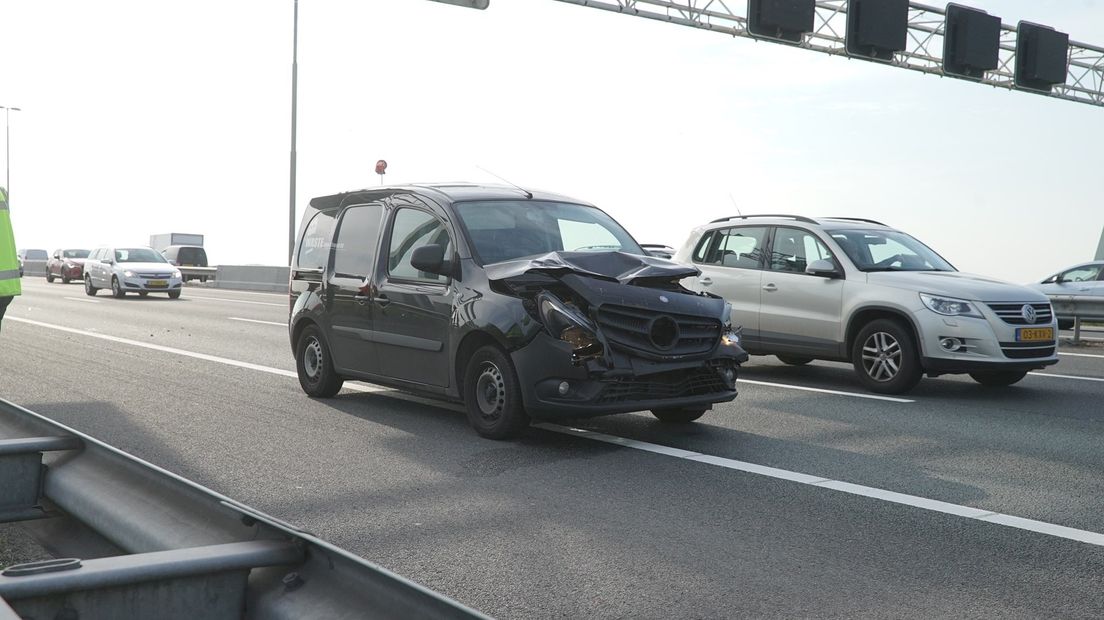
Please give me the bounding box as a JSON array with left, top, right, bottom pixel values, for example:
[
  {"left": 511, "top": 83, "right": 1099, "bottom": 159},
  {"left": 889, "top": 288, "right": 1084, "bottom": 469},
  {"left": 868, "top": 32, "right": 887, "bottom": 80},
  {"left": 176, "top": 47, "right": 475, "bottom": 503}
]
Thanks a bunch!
[
  {"left": 806, "top": 259, "right": 842, "bottom": 278},
  {"left": 410, "top": 244, "right": 448, "bottom": 277}
]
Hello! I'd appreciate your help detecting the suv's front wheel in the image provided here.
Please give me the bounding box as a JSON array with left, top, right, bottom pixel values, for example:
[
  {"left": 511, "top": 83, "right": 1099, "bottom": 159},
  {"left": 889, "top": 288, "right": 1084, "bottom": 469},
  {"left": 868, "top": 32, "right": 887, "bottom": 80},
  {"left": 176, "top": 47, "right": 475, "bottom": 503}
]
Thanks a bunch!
[
  {"left": 296, "top": 325, "right": 344, "bottom": 397},
  {"left": 463, "top": 345, "right": 530, "bottom": 439},
  {"left": 851, "top": 319, "right": 922, "bottom": 394}
]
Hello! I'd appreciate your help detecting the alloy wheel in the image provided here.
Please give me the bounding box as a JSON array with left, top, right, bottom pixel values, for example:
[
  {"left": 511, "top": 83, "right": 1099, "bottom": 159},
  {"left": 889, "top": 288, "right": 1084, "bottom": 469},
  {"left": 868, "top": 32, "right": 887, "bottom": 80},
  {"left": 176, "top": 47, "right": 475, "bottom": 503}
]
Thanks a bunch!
[{"left": 861, "top": 331, "right": 902, "bottom": 382}]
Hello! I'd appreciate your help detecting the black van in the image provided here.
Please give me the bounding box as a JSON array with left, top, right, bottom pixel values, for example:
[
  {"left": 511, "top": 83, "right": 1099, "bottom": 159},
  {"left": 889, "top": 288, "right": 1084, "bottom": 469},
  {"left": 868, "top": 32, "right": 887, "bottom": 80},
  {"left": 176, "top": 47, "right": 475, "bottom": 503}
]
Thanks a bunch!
[
  {"left": 289, "top": 184, "right": 748, "bottom": 439},
  {"left": 161, "top": 245, "right": 209, "bottom": 282}
]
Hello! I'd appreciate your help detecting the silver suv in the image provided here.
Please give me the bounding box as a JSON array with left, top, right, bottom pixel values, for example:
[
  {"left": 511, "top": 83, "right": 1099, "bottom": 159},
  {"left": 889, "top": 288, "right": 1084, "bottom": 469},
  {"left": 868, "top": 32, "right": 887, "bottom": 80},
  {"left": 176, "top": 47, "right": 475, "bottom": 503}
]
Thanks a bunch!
[{"left": 674, "top": 215, "right": 1058, "bottom": 394}]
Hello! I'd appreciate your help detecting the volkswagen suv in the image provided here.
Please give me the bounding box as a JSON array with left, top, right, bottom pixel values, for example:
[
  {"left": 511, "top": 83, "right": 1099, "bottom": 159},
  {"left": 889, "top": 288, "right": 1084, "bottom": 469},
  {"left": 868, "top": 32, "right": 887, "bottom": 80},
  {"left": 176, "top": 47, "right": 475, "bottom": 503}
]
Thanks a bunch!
[
  {"left": 674, "top": 215, "right": 1058, "bottom": 394},
  {"left": 289, "top": 184, "right": 748, "bottom": 439}
]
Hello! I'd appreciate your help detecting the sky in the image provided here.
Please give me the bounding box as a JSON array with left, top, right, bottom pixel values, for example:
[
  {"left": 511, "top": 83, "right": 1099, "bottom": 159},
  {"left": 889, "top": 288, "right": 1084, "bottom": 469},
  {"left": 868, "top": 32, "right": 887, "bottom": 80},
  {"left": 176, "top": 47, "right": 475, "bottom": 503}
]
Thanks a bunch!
[{"left": 0, "top": 0, "right": 1101, "bottom": 284}]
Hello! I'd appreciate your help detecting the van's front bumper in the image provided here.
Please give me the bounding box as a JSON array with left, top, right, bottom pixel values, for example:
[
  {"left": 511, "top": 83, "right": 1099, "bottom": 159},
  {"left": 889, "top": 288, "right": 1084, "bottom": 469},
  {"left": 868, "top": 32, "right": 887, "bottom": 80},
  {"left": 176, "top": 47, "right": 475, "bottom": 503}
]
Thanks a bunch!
[{"left": 510, "top": 332, "right": 745, "bottom": 419}]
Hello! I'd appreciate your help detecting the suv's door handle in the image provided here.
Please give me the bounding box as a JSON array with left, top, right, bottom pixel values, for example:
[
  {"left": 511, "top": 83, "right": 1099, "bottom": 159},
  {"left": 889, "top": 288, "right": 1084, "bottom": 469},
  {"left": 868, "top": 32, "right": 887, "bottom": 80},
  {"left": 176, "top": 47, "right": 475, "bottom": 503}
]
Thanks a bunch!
[
  {"left": 762, "top": 283, "right": 777, "bottom": 292},
  {"left": 699, "top": 277, "right": 713, "bottom": 286}
]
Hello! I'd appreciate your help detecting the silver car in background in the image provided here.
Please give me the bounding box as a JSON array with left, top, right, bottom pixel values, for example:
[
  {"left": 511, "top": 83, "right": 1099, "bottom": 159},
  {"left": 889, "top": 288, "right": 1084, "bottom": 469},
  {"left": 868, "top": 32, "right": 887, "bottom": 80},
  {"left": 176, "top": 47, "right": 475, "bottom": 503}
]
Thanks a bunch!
[
  {"left": 1029, "top": 261, "right": 1104, "bottom": 329},
  {"left": 83, "top": 246, "right": 184, "bottom": 299}
]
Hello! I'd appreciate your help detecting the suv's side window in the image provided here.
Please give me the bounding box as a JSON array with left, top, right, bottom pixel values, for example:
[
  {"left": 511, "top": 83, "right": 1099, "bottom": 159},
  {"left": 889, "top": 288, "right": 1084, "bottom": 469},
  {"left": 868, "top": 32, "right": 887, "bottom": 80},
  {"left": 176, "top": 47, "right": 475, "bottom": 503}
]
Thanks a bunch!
[
  {"left": 387, "top": 208, "right": 452, "bottom": 283},
  {"left": 704, "top": 226, "right": 768, "bottom": 269},
  {"left": 770, "top": 227, "right": 834, "bottom": 274},
  {"left": 332, "top": 204, "right": 384, "bottom": 279},
  {"left": 691, "top": 231, "right": 714, "bottom": 263}
]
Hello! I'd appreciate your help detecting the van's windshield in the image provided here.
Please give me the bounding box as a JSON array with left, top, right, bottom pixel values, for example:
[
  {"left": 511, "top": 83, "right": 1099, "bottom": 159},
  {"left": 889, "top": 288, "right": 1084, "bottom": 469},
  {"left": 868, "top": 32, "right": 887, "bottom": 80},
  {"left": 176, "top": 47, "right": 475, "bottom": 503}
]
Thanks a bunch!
[
  {"left": 828, "top": 229, "right": 955, "bottom": 272},
  {"left": 454, "top": 200, "right": 644, "bottom": 265}
]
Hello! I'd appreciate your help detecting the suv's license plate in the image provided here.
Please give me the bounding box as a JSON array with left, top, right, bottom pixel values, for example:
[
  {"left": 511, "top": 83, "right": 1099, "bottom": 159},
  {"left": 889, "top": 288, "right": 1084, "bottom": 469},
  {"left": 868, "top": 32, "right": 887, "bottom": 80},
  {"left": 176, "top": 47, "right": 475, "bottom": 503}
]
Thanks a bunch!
[
  {"left": 1017, "top": 327, "right": 1053, "bottom": 342},
  {"left": 147, "top": 280, "right": 168, "bottom": 288}
]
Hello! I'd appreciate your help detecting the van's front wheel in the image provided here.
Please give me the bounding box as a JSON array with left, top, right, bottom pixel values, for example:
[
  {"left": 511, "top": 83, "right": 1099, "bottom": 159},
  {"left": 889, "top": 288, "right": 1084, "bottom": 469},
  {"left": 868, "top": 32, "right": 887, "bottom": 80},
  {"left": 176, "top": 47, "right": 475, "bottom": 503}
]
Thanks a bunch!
[
  {"left": 463, "top": 345, "right": 529, "bottom": 439},
  {"left": 296, "top": 325, "right": 344, "bottom": 397}
]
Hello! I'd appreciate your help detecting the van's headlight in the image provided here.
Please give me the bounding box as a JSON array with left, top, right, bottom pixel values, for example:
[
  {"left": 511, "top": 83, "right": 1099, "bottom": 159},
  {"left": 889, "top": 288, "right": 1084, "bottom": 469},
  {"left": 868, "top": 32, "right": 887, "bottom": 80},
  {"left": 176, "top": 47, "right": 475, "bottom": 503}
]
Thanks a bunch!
[
  {"left": 537, "top": 292, "right": 602, "bottom": 359},
  {"left": 123, "top": 270, "right": 136, "bottom": 277},
  {"left": 920, "top": 293, "right": 982, "bottom": 318}
]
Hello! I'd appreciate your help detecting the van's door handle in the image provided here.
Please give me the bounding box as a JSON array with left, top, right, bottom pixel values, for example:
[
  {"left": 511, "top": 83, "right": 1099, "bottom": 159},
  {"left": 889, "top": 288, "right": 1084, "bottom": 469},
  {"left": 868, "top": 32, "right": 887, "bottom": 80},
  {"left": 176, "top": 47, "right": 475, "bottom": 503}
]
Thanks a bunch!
[
  {"left": 762, "top": 283, "right": 778, "bottom": 292},
  {"left": 699, "top": 277, "right": 713, "bottom": 286},
  {"left": 353, "top": 294, "right": 369, "bottom": 306},
  {"left": 374, "top": 294, "right": 390, "bottom": 307}
]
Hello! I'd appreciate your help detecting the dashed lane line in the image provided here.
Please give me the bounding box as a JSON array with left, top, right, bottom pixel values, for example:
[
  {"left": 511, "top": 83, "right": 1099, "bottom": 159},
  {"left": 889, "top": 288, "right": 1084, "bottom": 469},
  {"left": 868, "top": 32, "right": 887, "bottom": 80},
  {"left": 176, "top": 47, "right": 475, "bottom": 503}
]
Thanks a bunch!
[
  {"left": 736, "top": 378, "right": 914, "bottom": 403},
  {"left": 229, "top": 317, "right": 288, "bottom": 327},
  {"left": 185, "top": 296, "right": 285, "bottom": 307},
  {"left": 63, "top": 297, "right": 100, "bottom": 304},
  {"left": 1029, "top": 372, "right": 1104, "bottom": 383}
]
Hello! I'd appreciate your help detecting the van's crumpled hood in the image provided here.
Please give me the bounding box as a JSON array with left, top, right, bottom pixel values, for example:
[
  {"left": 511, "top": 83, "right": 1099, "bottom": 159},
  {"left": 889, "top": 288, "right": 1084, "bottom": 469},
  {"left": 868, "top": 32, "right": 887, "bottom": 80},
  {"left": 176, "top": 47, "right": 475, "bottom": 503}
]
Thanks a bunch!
[
  {"left": 867, "top": 271, "right": 1050, "bottom": 303},
  {"left": 484, "top": 251, "right": 699, "bottom": 285}
]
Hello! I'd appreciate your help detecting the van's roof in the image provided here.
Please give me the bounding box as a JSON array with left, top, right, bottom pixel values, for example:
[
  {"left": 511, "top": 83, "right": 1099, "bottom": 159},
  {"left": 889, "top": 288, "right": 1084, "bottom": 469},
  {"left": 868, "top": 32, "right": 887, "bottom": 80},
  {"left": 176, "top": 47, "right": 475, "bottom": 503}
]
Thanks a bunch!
[{"left": 309, "top": 183, "right": 592, "bottom": 211}]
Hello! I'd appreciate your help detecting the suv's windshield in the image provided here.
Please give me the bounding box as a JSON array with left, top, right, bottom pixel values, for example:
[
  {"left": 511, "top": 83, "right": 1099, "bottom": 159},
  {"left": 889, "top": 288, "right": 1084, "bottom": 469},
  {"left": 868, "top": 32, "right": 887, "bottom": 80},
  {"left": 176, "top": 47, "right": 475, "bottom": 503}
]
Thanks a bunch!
[
  {"left": 63, "top": 249, "right": 89, "bottom": 259},
  {"left": 454, "top": 200, "right": 644, "bottom": 265},
  {"left": 828, "top": 229, "right": 955, "bottom": 272},
  {"left": 115, "top": 248, "right": 167, "bottom": 263}
]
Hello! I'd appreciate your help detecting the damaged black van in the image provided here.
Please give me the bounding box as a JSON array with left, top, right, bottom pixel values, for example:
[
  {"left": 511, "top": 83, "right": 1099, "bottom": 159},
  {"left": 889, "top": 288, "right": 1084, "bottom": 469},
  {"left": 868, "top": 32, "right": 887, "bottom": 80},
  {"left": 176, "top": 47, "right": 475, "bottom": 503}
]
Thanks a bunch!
[{"left": 289, "top": 184, "right": 748, "bottom": 438}]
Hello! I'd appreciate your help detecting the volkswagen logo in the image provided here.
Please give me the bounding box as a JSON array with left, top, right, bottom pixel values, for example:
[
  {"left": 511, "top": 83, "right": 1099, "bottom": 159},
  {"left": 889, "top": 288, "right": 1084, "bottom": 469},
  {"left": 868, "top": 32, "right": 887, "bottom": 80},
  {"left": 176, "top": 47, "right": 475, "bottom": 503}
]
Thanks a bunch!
[{"left": 1021, "top": 304, "right": 1037, "bottom": 324}]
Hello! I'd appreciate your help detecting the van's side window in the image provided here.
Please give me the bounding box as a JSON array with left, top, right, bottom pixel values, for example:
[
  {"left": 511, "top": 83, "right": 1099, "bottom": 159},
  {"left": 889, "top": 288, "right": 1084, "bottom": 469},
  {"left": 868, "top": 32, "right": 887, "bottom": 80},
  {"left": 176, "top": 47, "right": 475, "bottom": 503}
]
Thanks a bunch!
[
  {"left": 296, "top": 211, "right": 336, "bottom": 271},
  {"left": 332, "top": 204, "right": 384, "bottom": 279},
  {"left": 704, "top": 226, "right": 768, "bottom": 269},
  {"left": 387, "top": 208, "right": 452, "bottom": 283}
]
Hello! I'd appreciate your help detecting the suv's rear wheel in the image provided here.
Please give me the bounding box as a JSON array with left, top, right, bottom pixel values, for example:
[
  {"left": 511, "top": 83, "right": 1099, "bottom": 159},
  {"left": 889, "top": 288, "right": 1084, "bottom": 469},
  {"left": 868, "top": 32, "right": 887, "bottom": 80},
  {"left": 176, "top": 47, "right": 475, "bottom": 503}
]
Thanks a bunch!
[
  {"left": 776, "top": 355, "right": 813, "bottom": 366},
  {"left": 969, "top": 371, "right": 1028, "bottom": 387},
  {"left": 296, "top": 325, "right": 344, "bottom": 397},
  {"left": 463, "top": 345, "right": 530, "bottom": 439},
  {"left": 851, "top": 319, "right": 922, "bottom": 394},
  {"left": 651, "top": 408, "right": 707, "bottom": 423}
]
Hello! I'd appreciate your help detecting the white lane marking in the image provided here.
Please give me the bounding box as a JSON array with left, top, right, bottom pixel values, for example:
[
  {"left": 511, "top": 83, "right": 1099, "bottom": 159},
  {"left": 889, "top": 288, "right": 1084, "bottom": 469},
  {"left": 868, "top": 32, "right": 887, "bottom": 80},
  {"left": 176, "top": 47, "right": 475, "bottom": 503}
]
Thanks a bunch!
[
  {"left": 186, "top": 296, "right": 285, "bottom": 307},
  {"left": 12, "top": 315, "right": 1103, "bottom": 548},
  {"left": 1029, "top": 372, "right": 1104, "bottom": 383},
  {"left": 1058, "top": 352, "right": 1104, "bottom": 359},
  {"left": 737, "top": 378, "right": 915, "bottom": 403},
  {"left": 187, "top": 288, "right": 287, "bottom": 298},
  {"left": 63, "top": 297, "right": 100, "bottom": 304},
  {"left": 229, "top": 317, "right": 287, "bottom": 327},
  {"left": 535, "top": 424, "right": 1104, "bottom": 548},
  {"left": 6, "top": 316, "right": 383, "bottom": 395}
]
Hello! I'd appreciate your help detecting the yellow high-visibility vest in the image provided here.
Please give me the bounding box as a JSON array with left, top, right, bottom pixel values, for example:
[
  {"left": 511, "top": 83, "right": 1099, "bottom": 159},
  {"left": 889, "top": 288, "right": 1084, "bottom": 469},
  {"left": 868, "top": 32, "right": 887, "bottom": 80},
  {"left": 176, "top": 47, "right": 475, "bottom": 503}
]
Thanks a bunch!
[{"left": 0, "top": 187, "right": 21, "bottom": 297}]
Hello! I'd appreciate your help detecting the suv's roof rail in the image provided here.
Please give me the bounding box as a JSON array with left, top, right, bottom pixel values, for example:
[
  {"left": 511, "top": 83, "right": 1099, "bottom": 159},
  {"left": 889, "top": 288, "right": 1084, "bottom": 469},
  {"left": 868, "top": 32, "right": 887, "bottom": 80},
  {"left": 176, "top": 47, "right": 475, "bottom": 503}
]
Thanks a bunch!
[
  {"left": 709, "top": 214, "right": 818, "bottom": 224},
  {"left": 822, "top": 217, "right": 888, "bottom": 226}
]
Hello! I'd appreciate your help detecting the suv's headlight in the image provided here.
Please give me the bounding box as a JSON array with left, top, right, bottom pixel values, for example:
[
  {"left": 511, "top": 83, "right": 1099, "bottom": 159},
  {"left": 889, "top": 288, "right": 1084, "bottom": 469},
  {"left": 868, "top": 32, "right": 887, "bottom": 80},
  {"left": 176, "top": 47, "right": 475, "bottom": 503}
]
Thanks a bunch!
[
  {"left": 123, "top": 270, "right": 136, "bottom": 278},
  {"left": 537, "top": 292, "right": 602, "bottom": 359},
  {"left": 920, "top": 293, "right": 982, "bottom": 318}
]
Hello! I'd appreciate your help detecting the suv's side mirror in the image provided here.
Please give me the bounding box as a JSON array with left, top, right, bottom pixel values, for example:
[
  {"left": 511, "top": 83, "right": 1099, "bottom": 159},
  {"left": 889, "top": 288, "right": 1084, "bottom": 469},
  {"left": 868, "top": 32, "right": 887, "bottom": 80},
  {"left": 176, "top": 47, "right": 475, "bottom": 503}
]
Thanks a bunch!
[
  {"left": 806, "top": 259, "right": 842, "bottom": 278},
  {"left": 410, "top": 244, "right": 448, "bottom": 277}
]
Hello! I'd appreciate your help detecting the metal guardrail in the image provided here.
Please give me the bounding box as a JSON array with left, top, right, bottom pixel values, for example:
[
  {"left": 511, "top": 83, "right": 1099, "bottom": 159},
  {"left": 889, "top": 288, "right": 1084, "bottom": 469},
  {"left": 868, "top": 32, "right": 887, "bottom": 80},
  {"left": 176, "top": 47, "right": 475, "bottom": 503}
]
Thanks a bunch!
[
  {"left": 0, "top": 398, "right": 489, "bottom": 620},
  {"left": 1048, "top": 295, "right": 1104, "bottom": 345}
]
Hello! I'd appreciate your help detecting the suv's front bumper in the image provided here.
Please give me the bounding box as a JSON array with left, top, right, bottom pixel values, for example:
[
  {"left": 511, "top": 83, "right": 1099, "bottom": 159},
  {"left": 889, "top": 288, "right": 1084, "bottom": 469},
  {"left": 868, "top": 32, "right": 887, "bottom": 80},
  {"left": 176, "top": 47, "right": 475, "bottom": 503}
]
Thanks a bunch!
[
  {"left": 510, "top": 332, "right": 745, "bottom": 419},
  {"left": 911, "top": 306, "right": 1058, "bottom": 376}
]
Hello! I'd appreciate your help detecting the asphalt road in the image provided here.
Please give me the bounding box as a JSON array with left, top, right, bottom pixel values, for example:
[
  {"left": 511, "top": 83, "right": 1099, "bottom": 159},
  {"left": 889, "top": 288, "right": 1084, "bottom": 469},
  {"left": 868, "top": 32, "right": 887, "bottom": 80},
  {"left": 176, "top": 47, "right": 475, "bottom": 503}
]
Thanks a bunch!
[{"left": 2, "top": 278, "right": 1103, "bottom": 618}]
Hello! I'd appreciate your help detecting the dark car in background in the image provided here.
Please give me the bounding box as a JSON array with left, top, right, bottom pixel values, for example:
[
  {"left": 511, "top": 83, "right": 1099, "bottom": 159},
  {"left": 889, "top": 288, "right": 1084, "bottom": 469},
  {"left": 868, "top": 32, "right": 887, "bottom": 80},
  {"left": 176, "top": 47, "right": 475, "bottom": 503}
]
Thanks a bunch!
[
  {"left": 161, "top": 245, "right": 209, "bottom": 281},
  {"left": 46, "top": 248, "right": 90, "bottom": 283},
  {"left": 289, "top": 183, "right": 748, "bottom": 439}
]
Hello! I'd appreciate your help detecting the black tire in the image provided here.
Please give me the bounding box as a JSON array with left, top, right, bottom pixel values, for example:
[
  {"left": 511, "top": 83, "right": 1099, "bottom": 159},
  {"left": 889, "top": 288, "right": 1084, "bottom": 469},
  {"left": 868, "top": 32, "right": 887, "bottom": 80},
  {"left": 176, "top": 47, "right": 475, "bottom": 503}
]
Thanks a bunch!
[
  {"left": 295, "top": 325, "right": 344, "bottom": 397},
  {"left": 168, "top": 290, "right": 181, "bottom": 299},
  {"left": 463, "top": 345, "right": 530, "bottom": 439},
  {"left": 111, "top": 277, "right": 126, "bottom": 298},
  {"left": 46, "top": 272, "right": 55, "bottom": 283},
  {"left": 651, "top": 408, "right": 708, "bottom": 423},
  {"left": 84, "top": 277, "right": 98, "bottom": 296},
  {"left": 776, "top": 355, "right": 813, "bottom": 366},
  {"left": 1057, "top": 318, "right": 1074, "bottom": 330},
  {"left": 969, "top": 371, "right": 1028, "bottom": 387},
  {"left": 62, "top": 276, "right": 71, "bottom": 284},
  {"left": 851, "top": 319, "right": 923, "bottom": 394}
]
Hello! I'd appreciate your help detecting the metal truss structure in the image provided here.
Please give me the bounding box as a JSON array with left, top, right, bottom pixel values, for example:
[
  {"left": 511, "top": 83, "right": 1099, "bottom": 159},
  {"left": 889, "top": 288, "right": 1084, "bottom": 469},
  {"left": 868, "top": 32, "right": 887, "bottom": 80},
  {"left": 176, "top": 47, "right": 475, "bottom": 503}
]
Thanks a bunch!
[{"left": 551, "top": 0, "right": 1104, "bottom": 107}]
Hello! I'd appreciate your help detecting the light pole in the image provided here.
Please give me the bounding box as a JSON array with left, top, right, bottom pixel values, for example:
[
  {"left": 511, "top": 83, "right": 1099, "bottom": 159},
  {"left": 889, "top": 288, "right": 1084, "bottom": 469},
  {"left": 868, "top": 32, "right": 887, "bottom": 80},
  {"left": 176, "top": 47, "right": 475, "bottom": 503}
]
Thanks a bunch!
[
  {"left": 286, "top": 0, "right": 488, "bottom": 264},
  {"left": 1, "top": 106, "right": 20, "bottom": 200}
]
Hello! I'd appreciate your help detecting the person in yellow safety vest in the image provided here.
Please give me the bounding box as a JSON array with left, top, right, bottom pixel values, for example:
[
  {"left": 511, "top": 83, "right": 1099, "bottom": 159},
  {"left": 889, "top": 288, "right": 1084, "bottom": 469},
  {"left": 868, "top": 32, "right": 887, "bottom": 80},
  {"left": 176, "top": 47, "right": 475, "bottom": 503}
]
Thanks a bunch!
[{"left": 0, "top": 186, "right": 21, "bottom": 333}]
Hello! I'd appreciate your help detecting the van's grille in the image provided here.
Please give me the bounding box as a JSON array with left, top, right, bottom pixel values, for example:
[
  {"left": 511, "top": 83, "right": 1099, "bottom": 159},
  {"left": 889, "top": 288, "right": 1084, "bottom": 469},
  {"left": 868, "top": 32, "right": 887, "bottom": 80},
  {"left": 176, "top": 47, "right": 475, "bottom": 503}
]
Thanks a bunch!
[
  {"left": 596, "top": 367, "right": 730, "bottom": 404},
  {"left": 596, "top": 304, "right": 720, "bottom": 359},
  {"left": 986, "top": 302, "right": 1053, "bottom": 325}
]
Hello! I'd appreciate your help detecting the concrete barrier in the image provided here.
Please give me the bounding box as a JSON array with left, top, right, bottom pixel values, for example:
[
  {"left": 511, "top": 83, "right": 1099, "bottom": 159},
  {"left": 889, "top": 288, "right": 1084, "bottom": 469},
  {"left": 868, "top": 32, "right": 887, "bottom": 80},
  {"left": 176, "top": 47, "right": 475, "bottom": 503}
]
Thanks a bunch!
[{"left": 207, "top": 265, "right": 289, "bottom": 293}]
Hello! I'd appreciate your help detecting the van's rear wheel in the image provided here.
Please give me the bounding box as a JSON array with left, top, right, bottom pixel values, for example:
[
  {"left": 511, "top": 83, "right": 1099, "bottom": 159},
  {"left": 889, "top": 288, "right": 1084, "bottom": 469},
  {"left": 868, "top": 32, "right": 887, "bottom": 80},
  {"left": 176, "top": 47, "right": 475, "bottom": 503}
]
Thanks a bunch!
[
  {"left": 651, "top": 408, "right": 707, "bottom": 423},
  {"left": 852, "top": 319, "right": 922, "bottom": 394},
  {"left": 296, "top": 325, "right": 344, "bottom": 397},
  {"left": 969, "top": 371, "right": 1028, "bottom": 387},
  {"left": 463, "top": 345, "right": 529, "bottom": 439}
]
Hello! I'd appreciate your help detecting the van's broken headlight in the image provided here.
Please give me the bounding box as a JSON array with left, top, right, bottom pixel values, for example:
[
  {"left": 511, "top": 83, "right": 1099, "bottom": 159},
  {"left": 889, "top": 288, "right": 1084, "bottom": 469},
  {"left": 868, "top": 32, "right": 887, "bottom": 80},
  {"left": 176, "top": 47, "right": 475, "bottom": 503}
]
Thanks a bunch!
[{"left": 537, "top": 292, "right": 602, "bottom": 360}]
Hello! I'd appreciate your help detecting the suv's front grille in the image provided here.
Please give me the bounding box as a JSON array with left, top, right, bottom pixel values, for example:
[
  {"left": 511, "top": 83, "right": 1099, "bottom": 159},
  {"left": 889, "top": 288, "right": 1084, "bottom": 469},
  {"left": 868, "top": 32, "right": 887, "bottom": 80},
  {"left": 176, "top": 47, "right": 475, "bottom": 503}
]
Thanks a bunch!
[
  {"left": 986, "top": 302, "right": 1053, "bottom": 325},
  {"left": 596, "top": 304, "right": 720, "bottom": 358},
  {"left": 595, "top": 367, "right": 730, "bottom": 404},
  {"left": 999, "top": 341, "right": 1056, "bottom": 359}
]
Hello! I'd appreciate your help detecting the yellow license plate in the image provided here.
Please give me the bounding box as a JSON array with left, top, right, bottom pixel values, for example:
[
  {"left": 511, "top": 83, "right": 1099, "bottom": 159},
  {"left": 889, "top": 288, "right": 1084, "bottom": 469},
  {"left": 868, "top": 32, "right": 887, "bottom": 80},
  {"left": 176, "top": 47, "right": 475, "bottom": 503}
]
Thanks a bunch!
[
  {"left": 147, "top": 280, "right": 168, "bottom": 288},
  {"left": 1016, "top": 327, "right": 1053, "bottom": 342}
]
